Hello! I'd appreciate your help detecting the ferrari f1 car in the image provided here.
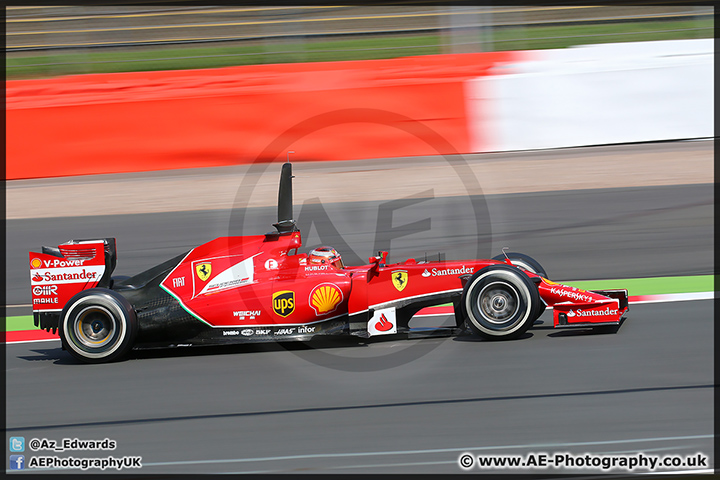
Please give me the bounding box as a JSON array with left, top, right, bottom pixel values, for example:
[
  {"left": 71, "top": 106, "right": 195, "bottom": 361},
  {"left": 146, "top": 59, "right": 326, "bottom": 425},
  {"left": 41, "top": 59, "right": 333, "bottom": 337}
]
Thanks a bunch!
[{"left": 29, "top": 163, "right": 628, "bottom": 363}]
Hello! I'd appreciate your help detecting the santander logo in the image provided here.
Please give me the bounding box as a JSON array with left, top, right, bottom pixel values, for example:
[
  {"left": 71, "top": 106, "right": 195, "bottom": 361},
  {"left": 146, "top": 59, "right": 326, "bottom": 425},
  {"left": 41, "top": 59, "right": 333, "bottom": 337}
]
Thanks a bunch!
[
  {"left": 375, "top": 313, "right": 394, "bottom": 332},
  {"left": 422, "top": 266, "right": 474, "bottom": 277}
]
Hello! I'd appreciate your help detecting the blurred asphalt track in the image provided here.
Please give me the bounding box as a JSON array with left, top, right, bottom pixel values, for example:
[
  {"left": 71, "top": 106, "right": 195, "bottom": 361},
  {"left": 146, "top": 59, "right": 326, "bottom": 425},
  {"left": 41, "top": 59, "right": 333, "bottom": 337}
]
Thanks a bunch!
[{"left": 5, "top": 141, "right": 714, "bottom": 473}]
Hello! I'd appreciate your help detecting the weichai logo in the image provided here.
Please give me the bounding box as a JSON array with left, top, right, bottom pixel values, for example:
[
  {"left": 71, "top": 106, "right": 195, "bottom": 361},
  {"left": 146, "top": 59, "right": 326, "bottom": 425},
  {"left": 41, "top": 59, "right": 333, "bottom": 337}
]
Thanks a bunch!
[{"left": 272, "top": 291, "right": 295, "bottom": 317}]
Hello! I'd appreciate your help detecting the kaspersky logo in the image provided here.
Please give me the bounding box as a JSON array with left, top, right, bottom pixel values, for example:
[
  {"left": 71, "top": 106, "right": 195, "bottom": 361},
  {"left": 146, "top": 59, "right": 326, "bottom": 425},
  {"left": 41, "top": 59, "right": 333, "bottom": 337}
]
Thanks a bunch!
[
  {"left": 550, "top": 287, "right": 593, "bottom": 303},
  {"left": 309, "top": 283, "right": 343, "bottom": 316},
  {"left": 273, "top": 291, "right": 295, "bottom": 317}
]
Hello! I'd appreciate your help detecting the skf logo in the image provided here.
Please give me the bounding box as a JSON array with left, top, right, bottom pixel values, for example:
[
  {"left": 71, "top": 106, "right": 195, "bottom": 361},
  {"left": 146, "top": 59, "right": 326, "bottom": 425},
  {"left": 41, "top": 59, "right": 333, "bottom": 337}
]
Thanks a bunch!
[
  {"left": 195, "top": 263, "right": 212, "bottom": 281},
  {"left": 273, "top": 291, "right": 295, "bottom": 317},
  {"left": 30, "top": 258, "right": 42, "bottom": 269},
  {"left": 391, "top": 270, "right": 408, "bottom": 292},
  {"left": 309, "top": 283, "right": 343, "bottom": 316}
]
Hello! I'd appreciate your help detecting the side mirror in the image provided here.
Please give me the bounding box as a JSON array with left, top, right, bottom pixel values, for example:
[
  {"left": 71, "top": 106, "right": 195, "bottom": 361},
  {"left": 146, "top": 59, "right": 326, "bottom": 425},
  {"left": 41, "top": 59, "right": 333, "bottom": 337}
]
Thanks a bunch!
[
  {"left": 378, "top": 251, "right": 388, "bottom": 264},
  {"left": 368, "top": 251, "right": 389, "bottom": 265}
]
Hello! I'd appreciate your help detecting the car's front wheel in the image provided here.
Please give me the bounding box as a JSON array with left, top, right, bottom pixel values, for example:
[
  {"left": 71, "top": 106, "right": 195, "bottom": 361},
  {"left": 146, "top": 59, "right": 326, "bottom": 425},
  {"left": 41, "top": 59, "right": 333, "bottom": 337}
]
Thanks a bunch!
[
  {"left": 492, "top": 252, "right": 547, "bottom": 278},
  {"left": 461, "top": 265, "right": 540, "bottom": 340},
  {"left": 60, "top": 288, "right": 137, "bottom": 364}
]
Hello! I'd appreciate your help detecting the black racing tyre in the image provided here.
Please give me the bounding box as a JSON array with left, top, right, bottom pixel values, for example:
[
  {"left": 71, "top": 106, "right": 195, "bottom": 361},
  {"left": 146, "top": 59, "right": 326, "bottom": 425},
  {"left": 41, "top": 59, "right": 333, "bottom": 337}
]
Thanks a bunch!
[
  {"left": 461, "top": 265, "right": 540, "bottom": 340},
  {"left": 491, "top": 252, "right": 547, "bottom": 322},
  {"left": 492, "top": 252, "right": 548, "bottom": 278},
  {"left": 59, "top": 288, "right": 138, "bottom": 364}
]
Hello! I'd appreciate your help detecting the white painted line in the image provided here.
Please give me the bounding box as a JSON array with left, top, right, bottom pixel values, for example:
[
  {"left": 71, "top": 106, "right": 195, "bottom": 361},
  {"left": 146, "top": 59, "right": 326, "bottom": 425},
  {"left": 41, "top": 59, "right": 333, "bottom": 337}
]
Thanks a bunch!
[
  {"left": 225, "top": 459, "right": 458, "bottom": 473},
  {"left": 5, "top": 338, "right": 60, "bottom": 344},
  {"left": 650, "top": 469, "right": 715, "bottom": 475},
  {"left": 631, "top": 291, "right": 714, "bottom": 304},
  {"left": 140, "top": 434, "right": 713, "bottom": 468}
]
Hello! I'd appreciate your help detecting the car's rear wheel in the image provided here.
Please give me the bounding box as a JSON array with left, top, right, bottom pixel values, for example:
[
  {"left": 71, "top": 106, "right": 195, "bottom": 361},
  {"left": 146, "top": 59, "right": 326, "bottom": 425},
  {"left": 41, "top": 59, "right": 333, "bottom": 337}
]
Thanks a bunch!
[
  {"left": 60, "top": 288, "right": 137, "bottom": 364},
  {"left": 461, "top": 265, "right": 540, "bottom": 340}
]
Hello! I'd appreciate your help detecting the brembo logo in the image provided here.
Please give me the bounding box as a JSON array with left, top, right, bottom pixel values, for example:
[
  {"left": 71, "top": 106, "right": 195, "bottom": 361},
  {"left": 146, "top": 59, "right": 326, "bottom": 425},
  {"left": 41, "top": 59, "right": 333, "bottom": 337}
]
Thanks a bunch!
[
  {"left": 550, "top": 288, "right": 593, "bottom": 303},
  {"left": 422, "top": 266, "right": 474, "bottom": 277}
]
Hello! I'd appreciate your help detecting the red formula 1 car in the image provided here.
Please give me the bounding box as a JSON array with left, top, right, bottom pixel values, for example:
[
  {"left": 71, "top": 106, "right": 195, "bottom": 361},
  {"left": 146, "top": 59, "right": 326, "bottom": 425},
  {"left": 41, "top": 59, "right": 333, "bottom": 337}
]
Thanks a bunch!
[{"left": 29, "top": 163, "right": 628, "bottom": 363}]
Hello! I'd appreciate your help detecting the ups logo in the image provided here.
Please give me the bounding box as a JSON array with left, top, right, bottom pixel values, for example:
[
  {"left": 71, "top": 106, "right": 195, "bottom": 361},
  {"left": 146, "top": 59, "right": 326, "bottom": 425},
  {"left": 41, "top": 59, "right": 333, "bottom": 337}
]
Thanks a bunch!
[{"left": 272, "top": 291, "right": 295, "bottom": 317}]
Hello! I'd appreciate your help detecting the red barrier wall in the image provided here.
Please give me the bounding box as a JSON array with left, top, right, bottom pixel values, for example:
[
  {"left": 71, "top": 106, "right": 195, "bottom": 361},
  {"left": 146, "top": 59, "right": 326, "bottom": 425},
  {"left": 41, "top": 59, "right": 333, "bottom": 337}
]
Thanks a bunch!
[{"left": 6, "top": 52, "right": 523, "bottom": 179}]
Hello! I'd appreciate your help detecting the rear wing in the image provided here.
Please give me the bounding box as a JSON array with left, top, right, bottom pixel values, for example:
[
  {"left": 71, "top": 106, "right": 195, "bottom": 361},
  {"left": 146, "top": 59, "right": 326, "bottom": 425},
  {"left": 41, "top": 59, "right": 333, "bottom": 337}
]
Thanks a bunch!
[{"left": 29, "top": 238, "right": 117, "bottom": 332}]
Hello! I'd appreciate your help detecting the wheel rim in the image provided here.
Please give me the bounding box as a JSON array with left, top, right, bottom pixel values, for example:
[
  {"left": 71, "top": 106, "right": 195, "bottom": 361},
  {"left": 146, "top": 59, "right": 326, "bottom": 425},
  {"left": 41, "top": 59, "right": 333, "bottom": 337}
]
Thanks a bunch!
[
  {"left": 73, "top": 306, "right": 117, "bottom": 348},
  {"left": 477, "top": 282, "right": 519, "bottom": 325}
]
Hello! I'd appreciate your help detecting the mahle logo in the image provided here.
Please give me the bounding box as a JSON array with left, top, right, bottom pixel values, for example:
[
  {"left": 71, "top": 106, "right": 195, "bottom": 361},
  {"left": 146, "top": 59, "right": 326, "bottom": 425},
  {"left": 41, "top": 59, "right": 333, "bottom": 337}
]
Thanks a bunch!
[{"left": 273, "top": 291, "right": 295, "bottom": 317}]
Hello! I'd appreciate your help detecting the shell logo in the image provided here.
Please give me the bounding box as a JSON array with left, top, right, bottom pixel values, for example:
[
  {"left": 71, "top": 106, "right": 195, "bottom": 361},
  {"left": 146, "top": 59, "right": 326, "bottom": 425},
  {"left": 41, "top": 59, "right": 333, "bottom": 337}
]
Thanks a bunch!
[
  {"left": 309, "top": 283, "right": 343, "bottom": 316},
  {"left": 30, "top": 258, "right": 43, "bottom": 269}
]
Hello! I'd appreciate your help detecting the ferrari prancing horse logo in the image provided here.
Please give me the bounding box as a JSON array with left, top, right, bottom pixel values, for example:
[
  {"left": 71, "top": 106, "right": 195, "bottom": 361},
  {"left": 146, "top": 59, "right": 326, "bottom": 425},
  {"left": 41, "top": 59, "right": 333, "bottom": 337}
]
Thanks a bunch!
[
  {"left": 392, "top": 270, "right": 408, "bottom": 292},
  {"left": 196, "top": 263, "right": 212, "bottom": 282}
]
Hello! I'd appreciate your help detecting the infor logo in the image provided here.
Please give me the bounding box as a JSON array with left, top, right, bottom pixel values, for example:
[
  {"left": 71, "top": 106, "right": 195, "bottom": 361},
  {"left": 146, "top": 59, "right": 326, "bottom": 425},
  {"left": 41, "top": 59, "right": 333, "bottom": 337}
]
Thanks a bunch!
[{"left": 272, "top": 291, "right": 295, "bottom": 317}]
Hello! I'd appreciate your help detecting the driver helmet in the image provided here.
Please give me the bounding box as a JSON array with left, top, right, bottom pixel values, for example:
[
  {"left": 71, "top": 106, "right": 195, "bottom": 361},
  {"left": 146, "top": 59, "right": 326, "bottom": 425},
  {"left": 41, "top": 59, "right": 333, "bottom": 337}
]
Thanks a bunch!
[{"left": 308, "top": 246, "right": 344, "bottom": 269}]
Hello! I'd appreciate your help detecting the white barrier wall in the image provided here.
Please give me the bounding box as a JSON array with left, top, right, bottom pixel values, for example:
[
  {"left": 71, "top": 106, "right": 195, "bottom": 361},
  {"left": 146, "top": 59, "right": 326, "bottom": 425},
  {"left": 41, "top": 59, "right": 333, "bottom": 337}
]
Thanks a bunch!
[{"left": 466, "top": 39, "right": 713, "bottom": 152}]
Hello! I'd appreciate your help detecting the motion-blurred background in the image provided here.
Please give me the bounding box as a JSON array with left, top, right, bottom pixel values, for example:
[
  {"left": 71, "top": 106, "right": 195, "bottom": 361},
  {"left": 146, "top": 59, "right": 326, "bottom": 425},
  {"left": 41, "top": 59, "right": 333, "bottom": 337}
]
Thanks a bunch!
[{"left": 6, "top": 4, "right": 713, "bottom": 77}]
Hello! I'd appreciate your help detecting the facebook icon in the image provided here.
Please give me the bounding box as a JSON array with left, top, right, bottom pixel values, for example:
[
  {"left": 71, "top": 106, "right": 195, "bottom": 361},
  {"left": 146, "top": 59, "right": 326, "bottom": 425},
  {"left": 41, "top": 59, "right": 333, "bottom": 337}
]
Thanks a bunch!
[{"left": 9, "top": 455, "right": 25, "bottom": 470}]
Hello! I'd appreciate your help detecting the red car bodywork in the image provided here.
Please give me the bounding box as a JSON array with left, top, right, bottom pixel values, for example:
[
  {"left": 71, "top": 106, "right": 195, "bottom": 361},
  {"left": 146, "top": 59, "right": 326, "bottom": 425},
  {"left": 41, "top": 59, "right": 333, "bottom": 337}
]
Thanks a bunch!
[{"left": 155, "top": 231, "right": 628, "bottom": 334}]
